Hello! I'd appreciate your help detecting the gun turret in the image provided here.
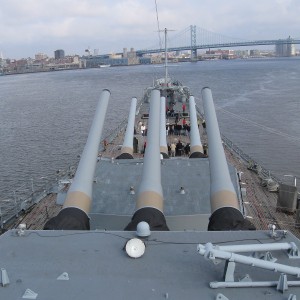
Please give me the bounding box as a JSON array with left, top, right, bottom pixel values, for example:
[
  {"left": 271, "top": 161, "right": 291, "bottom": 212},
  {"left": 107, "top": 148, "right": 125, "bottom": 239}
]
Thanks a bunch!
[
  {"left": 116, "top": 97, "right": 137, "bottom": 159},
  {"left": 202, "top": 87, "right": 255, "bottom": 231},
  {"left": 189, "top": 96, "right": 205, "bottom": 158},
  {"left": 44, "top": 90, "right": 110, "bottom": 230},
  {"left": 125, "top": 89, "right": 169, "bottom": 231}
]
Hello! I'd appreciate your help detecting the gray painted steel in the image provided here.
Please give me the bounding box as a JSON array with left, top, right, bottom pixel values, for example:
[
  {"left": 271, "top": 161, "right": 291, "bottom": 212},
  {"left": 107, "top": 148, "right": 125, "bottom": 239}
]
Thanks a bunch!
[
  {"left": 1, "top": 229, "right": 300, "bottom": 299},
  {"left": 160, "top": 96, "right": 168, "bottom": 152},
  {"left": 89, "top": 157, "right": 240, "bottom": 230},
  {"left": 122, "top": 97, "right": 137, "bottom": 151},
  {"left": 202, "top": 88, "right": 236, "bottom": 201},
  {"left": 137, "top": 90, "right": 163, "bottom": 204},
  {"left": 68, "top": 89, "right": 110, "bottom": 199},
  {"left": 189, "top": 96, "right": 203, "bottom": 151}
]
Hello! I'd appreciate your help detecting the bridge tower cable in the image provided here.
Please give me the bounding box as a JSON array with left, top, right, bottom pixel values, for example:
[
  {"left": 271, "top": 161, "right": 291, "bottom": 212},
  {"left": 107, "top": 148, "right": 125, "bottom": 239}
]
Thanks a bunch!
[
  {"left": 190, "top": 25, "right": 197, "bottom": 60},
  {"left": 154, "top": 0, "right": 162, "bottom": 49}
]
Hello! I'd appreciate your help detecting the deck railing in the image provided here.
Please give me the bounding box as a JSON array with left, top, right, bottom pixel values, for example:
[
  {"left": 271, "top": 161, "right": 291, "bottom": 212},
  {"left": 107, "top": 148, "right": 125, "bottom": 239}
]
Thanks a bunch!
[
  {"left": 0, "top": 102, "right": 136, "bottom": 229},
  {"left": 195, "top": 105, "right": 280, "bottom": 185}
]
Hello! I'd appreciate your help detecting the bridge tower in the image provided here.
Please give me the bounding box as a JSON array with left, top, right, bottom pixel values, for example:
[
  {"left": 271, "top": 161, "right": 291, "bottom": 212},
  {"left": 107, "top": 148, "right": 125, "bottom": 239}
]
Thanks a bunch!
[{"left": 190, "top": 25, "right": 197, "bottom": 60}]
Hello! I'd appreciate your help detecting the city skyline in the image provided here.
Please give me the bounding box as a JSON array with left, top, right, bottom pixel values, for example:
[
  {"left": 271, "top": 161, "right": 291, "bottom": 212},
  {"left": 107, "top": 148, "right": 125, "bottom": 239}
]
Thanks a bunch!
[{"left": 1, "top": 0, "right": 300, "bottom": 59}]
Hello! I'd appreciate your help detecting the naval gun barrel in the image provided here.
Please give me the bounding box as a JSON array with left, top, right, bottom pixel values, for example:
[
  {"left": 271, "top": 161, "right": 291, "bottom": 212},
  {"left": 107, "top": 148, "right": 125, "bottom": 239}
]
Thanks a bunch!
[
  {"left": 125, "top": 89, "right": 169, "bottom": 231},
  {"left": 44, "top": 89, "right": 110, "bottom": 230},
  {"left": 160, "top": 96, "right": 169, "bottom": 158},
  {"left": 116, "top": 97, "right": 137, "bottom": 159},
  {"left": 202, "top": 87, "right": 255, "bottom": 231},
  {"left": 189, "top": 96, "right": 205, "bottom": 158}
]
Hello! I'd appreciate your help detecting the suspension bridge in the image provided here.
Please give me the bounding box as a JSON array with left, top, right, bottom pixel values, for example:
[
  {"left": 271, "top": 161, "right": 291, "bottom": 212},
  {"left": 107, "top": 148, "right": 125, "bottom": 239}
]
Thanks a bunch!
[
  {"left": 84, "top": 25, "right": 300, "bottom": 67},
  {"left": 134, "top": 25, "right": 300, "bottom": 58}
]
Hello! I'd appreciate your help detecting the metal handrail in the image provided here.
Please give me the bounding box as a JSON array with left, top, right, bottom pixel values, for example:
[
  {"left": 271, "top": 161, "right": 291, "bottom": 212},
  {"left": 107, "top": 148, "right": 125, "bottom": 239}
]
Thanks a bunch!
[
  {"left": 195, "top": 104, "right": 280, "bottom": 184},
  {"left": 0, "top": 102, "right": 135, "bottom": 228}
]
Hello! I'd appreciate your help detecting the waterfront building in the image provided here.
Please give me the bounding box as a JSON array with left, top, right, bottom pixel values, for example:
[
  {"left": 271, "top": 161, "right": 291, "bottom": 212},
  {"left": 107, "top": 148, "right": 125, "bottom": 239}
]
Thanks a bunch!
[
  {"left": 123, "top": 48, "right": 128, "bottom": 58},
  {"left": 35, "top": 53, "right": 48, "bottom": 60},
  {"left": 202, "top": 49, "right": 223, "bottom": 60},
  {"left": 139, "top": 57, "right": 151, "bottom": 64},
  {"left": 109, "top": 53, "right": 122, "bottom": 59},
  {"left": 250, "top": 49, "right": 260, "bottom": 57},
  {"left": 54, "top": 49, "right": 65, "bottom": 60},
  {"left": 275, "top": 37, "right": 296, "bottom": 57},
  {"left": 84, "top": 55, "right": 128, "bottom": 68},
  {"left": 234, "top": 50, "right": 249, "bottom": 58},
  {"left": 127, "top": 48, "right": 139, "bottom": 65},
  {"left": 150, "top": 55, "right": 162, "bottom": 64},
  {"left": 84, "top": 47, "right": 144, "bottom": 67}
]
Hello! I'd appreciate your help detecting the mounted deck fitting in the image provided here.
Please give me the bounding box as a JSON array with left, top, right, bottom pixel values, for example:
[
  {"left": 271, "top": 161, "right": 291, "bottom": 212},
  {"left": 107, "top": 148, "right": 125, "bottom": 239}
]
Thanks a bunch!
[
  {"left": 129, "top": 186, "right": 135, "bottom": 195},
  {"left": 17, "top": 223, "right": 26, "bottom": 236},
  {"left": 57, "top": 272, "right": 69, "bottom": 281},
  {"left": 198, "top": 241, "right": 300, "bottom": 290},
  {"left": 216, "top": 293, "right": 229, "bottom": 300},
  {"left": 180, "top": 187, "right": 186, "bottom": 194},
  {"left": 136, "top": 221, "right": 151, "bottom": 237},
  {"left": 1, "top": 268, "right": 10, "bottom": 287},
  {"left": 125, "top": 238, "right": 146, "bottom": 258},
  {"left": 277, "top": 273, "right": 288, "bottom": 293},
  {"left": 22, "top": 288, "right": 38, "bottom": 299}
]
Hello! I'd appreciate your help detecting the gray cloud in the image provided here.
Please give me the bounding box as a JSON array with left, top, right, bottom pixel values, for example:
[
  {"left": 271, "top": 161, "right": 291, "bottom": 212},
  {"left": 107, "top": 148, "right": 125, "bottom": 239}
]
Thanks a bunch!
[{"left": 0, "top": 0, "right": 299, "bottom": 59}]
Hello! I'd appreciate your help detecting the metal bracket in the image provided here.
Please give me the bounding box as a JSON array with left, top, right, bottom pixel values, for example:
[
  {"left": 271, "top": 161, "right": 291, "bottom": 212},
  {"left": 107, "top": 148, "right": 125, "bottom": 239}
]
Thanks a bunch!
[
  {"left": 0, "top": 268, "right": 10, "bottom": 287},
  {"left": 223, "top": 261, "right": 235, "bottom": 282},
  {"left": 17, "top": 223, "right": 27, "bottom": 236},
  {"left": 22, "top": 289, "right": 38, "bottom": 299},
  {"left": 288, "top": 242, "right": 300, "bottom": 259},
  {"left": 199, "top": 241, "right": 300, "bottom": 293},
  {"left": 262, "top": 251, "right": 277, "bottom": 262},
  {"left": 216, "top": 293, "right": 229, "bottom": 300},
  {"left": 251, "top": 251, "right": 277, "bottom": 262},
  {"left": 239, "top": 274, "right": 252, "bottom": 282},
  {"left": 57, "top": 272, "right": 69, "bottom": 280},
  {"left": 276, "top": 273, "right": 288, "bottom": 293}
]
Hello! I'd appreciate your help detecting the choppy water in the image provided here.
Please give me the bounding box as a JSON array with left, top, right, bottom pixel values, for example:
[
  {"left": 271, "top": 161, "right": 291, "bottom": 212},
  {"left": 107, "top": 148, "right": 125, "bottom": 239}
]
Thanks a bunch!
[{"left": 0, "top": 58, "right": 299, "bottom": 198}]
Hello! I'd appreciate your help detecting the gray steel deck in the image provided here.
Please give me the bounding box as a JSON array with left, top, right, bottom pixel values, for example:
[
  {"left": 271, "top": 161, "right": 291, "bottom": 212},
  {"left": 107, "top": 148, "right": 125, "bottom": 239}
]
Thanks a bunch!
[
  {"left": 89, "top": 157, "right": 241, "bottom": 230},
  {"left": 1, "top": 229, "right": 299, "bottom": 299}
]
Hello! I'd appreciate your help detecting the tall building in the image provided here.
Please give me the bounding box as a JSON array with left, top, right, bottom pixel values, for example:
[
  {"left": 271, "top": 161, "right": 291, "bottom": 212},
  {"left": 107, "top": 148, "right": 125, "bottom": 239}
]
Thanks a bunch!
[
  {"left": 54, "top": 49, "right": 65, "bottom": 59},
  {"left": 275, "top": 37, "right": 296, "bottom": 57},
  {"left": 35, "top": 53, "right": 48, "bottom": 60}
]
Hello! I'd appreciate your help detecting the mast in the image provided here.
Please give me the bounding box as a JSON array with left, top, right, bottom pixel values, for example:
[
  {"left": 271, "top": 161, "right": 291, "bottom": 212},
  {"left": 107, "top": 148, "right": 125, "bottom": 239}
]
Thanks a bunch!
[{"left": 164, "top": 28, "right": 168, "bottom": 85}]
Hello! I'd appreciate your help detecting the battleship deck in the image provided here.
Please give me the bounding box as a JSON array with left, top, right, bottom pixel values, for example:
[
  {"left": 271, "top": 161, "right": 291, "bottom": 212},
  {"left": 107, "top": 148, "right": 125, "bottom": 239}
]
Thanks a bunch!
[
  {"left": 2, "top": 87, "right": 300, "bottom": 299},
  {"left": 88, "top": 157, "right": 240, "bottom": 230},
  {"left": 1, "top": 229, "right": 300, "bottom": 299},
  {"left": 5, "top": 99, "right": 300, "bottom": 237}
]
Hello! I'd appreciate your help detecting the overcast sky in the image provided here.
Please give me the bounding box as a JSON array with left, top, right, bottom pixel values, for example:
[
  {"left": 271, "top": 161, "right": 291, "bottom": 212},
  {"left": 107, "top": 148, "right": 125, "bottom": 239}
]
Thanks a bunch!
[{"left": 0, "top": 0, "right": 299, "bottom": 59}]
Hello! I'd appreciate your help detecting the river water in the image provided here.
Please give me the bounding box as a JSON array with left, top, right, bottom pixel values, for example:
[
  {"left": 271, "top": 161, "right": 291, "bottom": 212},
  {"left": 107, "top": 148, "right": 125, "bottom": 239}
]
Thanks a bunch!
[{"left": 0, "top": 58, "right": 299, "bottom": 199}]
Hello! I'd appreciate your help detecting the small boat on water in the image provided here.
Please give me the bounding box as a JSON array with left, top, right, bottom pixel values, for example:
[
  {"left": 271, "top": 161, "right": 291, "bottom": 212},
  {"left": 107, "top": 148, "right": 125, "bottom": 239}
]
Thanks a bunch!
[
  {"left": 1, "top": 30, "right": 300, "bottom": 300},
  {"left": 98, "top": 64, "right": 111, "bottom": 68}
]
